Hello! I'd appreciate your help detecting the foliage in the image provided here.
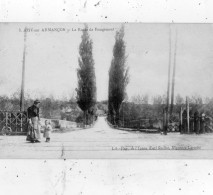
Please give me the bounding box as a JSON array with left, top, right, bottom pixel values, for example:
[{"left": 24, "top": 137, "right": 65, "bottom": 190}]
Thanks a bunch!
[
  {"left": 76, "top": 24, "right": 97, "bottom": 124},
  {"left": 96, "top": 101, "right": 108, "bottom": 114},
  {"left": 132, "top": 94, "right": 149, "bottom": 104},
  {"left": 108, "top": 25, "right": 129, "bottom": 125},
  {"left": 0, "top": 92, "right": 83, "bottom": 122},
  {"left": 119, "top": 94, "right": 213, "bottom": 128}
]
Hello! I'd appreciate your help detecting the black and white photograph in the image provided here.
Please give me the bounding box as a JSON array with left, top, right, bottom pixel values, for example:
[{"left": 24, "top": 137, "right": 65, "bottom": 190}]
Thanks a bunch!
[
  {"left": 1, "top": 1, "right": 213, "bottom": 195},
  {"left": 0, "top": 23, "right": 213, "bottom": 159}
]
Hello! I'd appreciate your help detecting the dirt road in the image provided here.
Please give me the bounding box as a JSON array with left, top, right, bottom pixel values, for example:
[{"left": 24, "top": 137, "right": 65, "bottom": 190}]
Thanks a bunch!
[{"left": 1, "top": 117, "right": 213, "bottom": 158}]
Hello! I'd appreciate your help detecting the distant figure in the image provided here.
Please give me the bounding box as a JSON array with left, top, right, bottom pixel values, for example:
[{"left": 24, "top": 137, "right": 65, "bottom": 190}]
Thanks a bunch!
[
  {"left": 200, "top": 113, "right": 206, "bottom": 134},
  {"left": 182, "top": 109, "right": 187, "bottom": 133},
  {"left": 189, "top": 109, "right": 194, "bottom": 133},
  {"left": 43, "top": 120, "right": 52, "bottom": 142},
  {"left": 205, "top": 116, "right": 211, "bottom": 133},
  {"left": 26, "top": 99, "right": 41, "bottom": 143},
  {"left": 194, "top": 110, "right": 200, "bottom": 134}
]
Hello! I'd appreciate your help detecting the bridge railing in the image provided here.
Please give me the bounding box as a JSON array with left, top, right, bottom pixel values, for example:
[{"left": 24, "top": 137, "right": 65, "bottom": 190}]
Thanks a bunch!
[
  {"left": 180, "top": 115, "right": 213, "bottom": 134},
  {"left": 118, "top": 118, "right": 164, "bottom": 131},
  {"left": 0, "top": 110, "right": 28, "bottom": 135}
]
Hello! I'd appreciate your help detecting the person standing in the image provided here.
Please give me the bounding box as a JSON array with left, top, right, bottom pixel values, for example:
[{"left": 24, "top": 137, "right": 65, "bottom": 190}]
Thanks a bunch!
[
  {"left": 194, "top": 110, "right": 200, "bottom": 134},
  {"left": 26, "top": 99, "right": 41, "bottom": 143},
  {"left": 43, "top": 120, "right": 52, "bottom": 142},
  {"left": 182, "top": 109, "right": 187, "bottom": 134},
  {"left": 200, "top": 113, "right": 206, "bottom": 134},
  {"left": 189, "top": 109, "right": 194, "bottom": 133}
]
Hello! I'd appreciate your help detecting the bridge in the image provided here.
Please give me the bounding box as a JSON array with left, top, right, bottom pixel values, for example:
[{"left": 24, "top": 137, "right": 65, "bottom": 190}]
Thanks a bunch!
[{"left": 1, "top": 116, "right": 213, "bottom": 159}]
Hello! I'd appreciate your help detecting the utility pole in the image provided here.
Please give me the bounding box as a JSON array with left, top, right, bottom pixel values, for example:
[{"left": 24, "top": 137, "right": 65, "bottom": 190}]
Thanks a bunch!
[
  {"left": 186, "top": 96, "right": 190, "bottom": 134},
  {"left": 122, "top": 102, "right": 124, "bottom": 127},
  {"left": 20, "top": 28, "right": 27, "bottom": 112},
  {"left": 170, "top": 29, "right": 178, "bottom": 116},
  {"left": 180, "top": 106, "right": 183, "bottom": 133},
  {"left": 165, "top": 25, "right": 172, "bottom": 135}
]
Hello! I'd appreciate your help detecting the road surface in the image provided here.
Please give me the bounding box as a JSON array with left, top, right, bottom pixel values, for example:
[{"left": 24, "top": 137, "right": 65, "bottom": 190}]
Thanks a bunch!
[{"left": 1, "top": 116, "right": 213, "bottom": 158}]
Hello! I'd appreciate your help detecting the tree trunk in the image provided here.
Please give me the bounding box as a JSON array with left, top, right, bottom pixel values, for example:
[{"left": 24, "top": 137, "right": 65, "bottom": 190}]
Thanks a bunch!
[
  {"left": 83, "top": 111, "right": 86, "bottom": 128},
  {"left": 115, "top": 108, "right": 120, "bottom": 126},
  {"left": 180, "top": 107, "right": 183, "bottom": 133},
  {"left": 163, "top": 108, "right": 166, "bottom": 133},
  {"left": 186, "top": 97, "right": 190, "bottom": 134},
  {"left": 86, "top": 110, "right": 89, "bottom": 126}
]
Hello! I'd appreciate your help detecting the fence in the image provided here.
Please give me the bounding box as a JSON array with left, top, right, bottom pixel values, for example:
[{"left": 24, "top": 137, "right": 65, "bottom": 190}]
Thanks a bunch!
[
  {"left": 0, "top": 111, "right": 28, "bottom": 135},
  {"left": 39, "top": 118, "right": 78, "bottom": 129},
  {"left": 108, "top": 107, "right": 213, "bottom": 134},
  {"left": 120, "top": 118, "right": 164, "bottom": 131},
  {"left": 180, "top": 114, "right": 213, "bottom": 134}
]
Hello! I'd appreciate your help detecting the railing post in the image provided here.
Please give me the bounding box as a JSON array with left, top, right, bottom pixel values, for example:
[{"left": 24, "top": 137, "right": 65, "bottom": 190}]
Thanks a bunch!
[
  {"left": 15, "top": 113, "right": 18, "bottom": 134},
  {"left": 20, "top": 112, "right": 23, "bottom": 132},
  {"left": 163, "top": 108, "right": 167, "bottom": 134},
  {"left": 186, "top": 97, "right": 190, "bottom": 134},
  {"left": 5, "top": 111, "right": 8, "bottom": 129},
  {"left": 180, "top": 107, "right": 183, "bottom": 133}
]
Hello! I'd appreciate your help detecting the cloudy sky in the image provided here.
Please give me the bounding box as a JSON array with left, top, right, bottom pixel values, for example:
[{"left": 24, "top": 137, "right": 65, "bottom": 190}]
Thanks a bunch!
[{"left": 0, "top": 23, "right": 213, "bottom": 101}]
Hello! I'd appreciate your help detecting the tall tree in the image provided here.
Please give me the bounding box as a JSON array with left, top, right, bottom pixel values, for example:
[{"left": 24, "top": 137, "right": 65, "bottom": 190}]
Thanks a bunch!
[
  {"left": 175, "top": 94, "right": 184, "bottom": 105},
  {"left": 108, "top": 25, "right": 129, "bottom": 125},
  {"left": 131, "top": 94, "right": 149, "bottom": 105},
  {"left": 76, "top": 25, "right": 97, "bottom": 125}
]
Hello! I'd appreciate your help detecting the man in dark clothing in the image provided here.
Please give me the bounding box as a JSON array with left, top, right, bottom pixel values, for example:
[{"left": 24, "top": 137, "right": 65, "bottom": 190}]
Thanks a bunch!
[
  {"left": 27, "top": 100, "right": 40, "bottom": 119},
  {"left": 200, "top": 113, "right": 206, "bottom": 134},
  {"left": 189, "top": 109, "right": 194, "bottom": 133},
  {"left": 194, "top": 110, "right": 200, "bottom": 134},
  {"left": 26, "top": 100, "right": 41, "bottom": 143},
  {"left": 182, "top": 109, "right": 187, "bottom": 134}
]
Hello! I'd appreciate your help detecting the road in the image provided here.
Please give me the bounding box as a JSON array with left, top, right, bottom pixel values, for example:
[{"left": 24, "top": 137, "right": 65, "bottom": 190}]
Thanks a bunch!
[{"left": 1, "top": 116, "right": 213, "bottom": 159}]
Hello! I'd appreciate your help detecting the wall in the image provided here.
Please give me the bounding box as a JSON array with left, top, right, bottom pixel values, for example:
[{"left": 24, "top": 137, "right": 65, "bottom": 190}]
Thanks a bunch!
[{"left": 40, "top": 118, "right": 77, "bottom": 130}]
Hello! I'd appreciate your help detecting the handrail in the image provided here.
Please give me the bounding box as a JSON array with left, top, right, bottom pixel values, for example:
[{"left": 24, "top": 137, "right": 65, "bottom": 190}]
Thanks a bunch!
[{"left": 0, "top": 110, "right": 28, "bottom": 135}]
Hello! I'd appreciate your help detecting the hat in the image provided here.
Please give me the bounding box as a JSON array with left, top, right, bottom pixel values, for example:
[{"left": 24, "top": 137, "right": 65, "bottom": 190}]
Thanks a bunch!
[{"left": 34, "top": 99, "right": 40, "bottom": 104}]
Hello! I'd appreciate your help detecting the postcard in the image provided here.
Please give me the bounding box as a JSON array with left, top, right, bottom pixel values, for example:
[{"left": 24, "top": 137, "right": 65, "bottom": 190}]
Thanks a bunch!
[{"left": 0, "top": 23, "right": 213, "bottom": 159}]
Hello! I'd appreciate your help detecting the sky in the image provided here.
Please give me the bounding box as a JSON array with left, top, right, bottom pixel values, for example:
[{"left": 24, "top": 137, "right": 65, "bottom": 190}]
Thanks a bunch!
[{"left": 0, "top": 23, "right": 213, "bottom": 101}]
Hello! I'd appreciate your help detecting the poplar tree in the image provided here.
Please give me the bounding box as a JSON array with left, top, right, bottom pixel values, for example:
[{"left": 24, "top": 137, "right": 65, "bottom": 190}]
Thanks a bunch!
[
  {"left": 76, "top": 25, "right": 97, "bottom": 125},
  {"left": 108, "top": 25, "right": 129, "bottom": 125}
]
